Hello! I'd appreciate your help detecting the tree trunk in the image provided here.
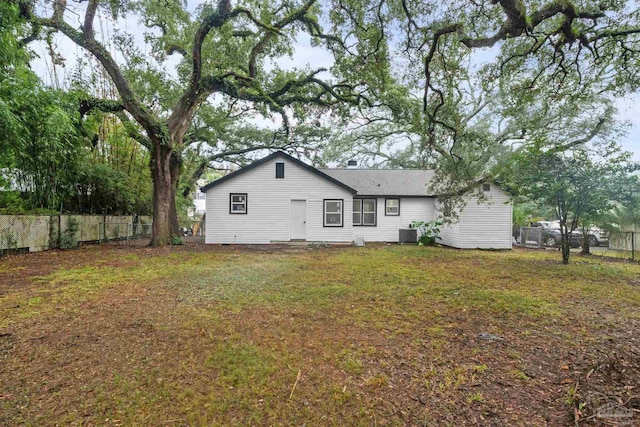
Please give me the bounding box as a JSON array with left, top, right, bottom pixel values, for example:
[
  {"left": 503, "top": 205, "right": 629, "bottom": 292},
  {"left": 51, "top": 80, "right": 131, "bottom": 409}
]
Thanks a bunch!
[
  {"left": 150, "top": 143, "right": 174, "bottom": 246},
  {"left": 169, "top": 152, "right": 182, "bottom": 236},
  {"left": 558, "top": 217, "right": 571, "bottom": 264},
  {"left": 561, "top": 240, "right": 570, "bottom": 264},
  {"left": 581, "top": 238, "right": 591, "bottom": 255}
]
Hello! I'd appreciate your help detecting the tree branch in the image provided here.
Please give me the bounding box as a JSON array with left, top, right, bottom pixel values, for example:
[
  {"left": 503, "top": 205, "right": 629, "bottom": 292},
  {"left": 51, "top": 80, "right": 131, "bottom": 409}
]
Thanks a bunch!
[
  {"left": 79, "top": 98, "right": 125, "bottom": 116},
  {"left": 546, "top": 116, "right": 606, "bottom": 154},
  {"left": 166, "top": 44, "right": 187, "bottom": 56},
  {"left": 460, "top": 0, "right": 606, "bottom": 49},
  {"left": 246, "top": 0, "right": 316, "bottom": 79},
  {"left": 167, "top": 0, "right": 232, "bottom": 142},
  {"left": 422, "top": 25, "right": 458, "bottom": 112},
  {"left": 83, "top": 0, "right": 98, "bottom": 39},
  {"left": 78, "top": 97, "right": 151, "bottom": 149},
  {"left": 29, "top": 2, "right": 163, "bottom": 144},
  {"left": 114, "top": 112, "right": 152, "bottom": 149},
  {"left": 18, "top": 22, "right": 41, "bottom": 47}
]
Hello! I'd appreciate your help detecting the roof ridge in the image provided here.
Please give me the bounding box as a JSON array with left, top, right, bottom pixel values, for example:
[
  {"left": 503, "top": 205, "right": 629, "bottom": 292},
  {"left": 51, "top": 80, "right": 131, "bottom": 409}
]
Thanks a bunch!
[{"left": 320, "top": 168, "right": 433, "bottom": 171}]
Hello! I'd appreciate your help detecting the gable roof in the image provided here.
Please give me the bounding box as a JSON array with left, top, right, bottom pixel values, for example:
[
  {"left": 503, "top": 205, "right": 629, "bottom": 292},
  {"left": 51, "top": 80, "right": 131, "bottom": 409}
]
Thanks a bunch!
[
  {"left": 200, "top": 151, "right": 358, "bottom": 194},
  {"left": 321, "top": 169, "right": 436, "bottom": 197}
]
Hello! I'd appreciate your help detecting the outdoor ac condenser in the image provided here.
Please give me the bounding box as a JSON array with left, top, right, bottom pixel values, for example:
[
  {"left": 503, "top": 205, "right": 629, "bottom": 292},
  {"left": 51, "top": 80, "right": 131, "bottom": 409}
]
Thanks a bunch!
[{"left": 399, "top": 228, "right": 418, "bottom": 244}]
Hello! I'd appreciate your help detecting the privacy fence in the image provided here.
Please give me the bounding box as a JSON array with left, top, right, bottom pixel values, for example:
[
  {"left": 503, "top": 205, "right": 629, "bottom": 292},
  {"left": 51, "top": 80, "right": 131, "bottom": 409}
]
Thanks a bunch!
[
  {"left": 514, "top": 226, "right": 639, "bottom": 261},
  {"left": 0, "top": 215, "right": 152, "bottom": 255},
  {"left": 607, "top": 231, "right": 640, "bottom": 261}
]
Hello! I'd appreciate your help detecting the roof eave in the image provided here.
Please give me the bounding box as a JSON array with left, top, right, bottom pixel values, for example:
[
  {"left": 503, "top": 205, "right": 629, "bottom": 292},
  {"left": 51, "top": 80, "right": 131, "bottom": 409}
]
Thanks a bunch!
[{"left": 354, "top": 194, "right": 436, "bottom": 198}]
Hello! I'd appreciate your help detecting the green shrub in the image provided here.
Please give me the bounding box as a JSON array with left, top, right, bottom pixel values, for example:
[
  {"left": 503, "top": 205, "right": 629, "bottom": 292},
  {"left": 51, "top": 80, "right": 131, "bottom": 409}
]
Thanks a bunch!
[{"left": 411, "top": 220, "right": 443, "bottom": 246}]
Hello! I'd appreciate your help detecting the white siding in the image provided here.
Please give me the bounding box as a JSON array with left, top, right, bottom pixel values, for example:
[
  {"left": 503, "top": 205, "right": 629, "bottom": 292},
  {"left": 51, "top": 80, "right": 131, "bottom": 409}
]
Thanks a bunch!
[
  {"left": 438, "top": 219, "right": 463, "bottom": 248},
  {"left": 205, "top": 157, "right": 354, "bottom": 244},
  {"left": 193, "top": 191, "right": 206, "bottom": 215},
  {"left": 438, "top": 186, "right": 512, "bottom": 249},
  {"left": 352, "top": 198, "right": 435, "bottom": 242}
]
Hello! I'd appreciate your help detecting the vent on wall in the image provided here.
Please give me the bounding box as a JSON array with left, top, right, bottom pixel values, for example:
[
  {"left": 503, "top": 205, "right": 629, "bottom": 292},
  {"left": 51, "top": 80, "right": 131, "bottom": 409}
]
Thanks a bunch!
[{"left": 276, "top": 162, "right": 285, "bottom": 178}]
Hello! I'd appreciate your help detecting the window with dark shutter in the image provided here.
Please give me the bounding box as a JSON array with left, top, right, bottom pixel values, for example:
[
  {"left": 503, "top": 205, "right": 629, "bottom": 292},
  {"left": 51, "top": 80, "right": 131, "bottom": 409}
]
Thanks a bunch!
[{"left": 276, "top": 162, "right": 285, "bottom": 178}]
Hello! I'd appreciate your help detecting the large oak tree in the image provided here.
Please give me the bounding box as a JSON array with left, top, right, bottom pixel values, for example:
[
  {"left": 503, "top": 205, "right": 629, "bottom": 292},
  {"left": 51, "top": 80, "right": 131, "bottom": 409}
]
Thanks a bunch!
[{"left": 15, "top": 0, "right": 378, "bottom": 245}]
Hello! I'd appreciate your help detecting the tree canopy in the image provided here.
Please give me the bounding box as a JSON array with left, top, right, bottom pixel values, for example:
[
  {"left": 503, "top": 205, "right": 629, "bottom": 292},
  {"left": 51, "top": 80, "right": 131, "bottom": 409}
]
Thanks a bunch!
[
  {"left": 502, "top": 140, "right": 638, "bottom": 263},
  {"left": 5, "top": 0, "right": 640, "bottom": 245},
  {"left": 324, "top": 0, "right": 640, "bottom": 198},
  {"left": 1, "top": 2, "right": 153, "bottom": 215}
]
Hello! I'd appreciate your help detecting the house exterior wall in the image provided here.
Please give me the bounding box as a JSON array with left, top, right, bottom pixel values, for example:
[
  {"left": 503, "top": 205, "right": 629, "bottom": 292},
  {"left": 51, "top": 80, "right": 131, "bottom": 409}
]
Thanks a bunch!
[
  {"left": 193, "top": 191, "right": 206, "bottom": 216},
  {"left": 352, "top": 197, "right": 435, "bottom": 242},
  {"left": 437, "top": 219, "right": 462, "bottom": 248},
  {"left": 205, "top": 157, "right": 354, "bottom": 244},
  {"left": 437, "top": 186, "right": 512, "bottom": 249}
]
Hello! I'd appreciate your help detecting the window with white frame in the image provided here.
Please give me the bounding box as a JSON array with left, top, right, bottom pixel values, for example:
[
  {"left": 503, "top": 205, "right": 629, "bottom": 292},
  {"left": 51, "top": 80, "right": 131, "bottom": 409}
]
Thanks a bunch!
[
  {"left": 323, "top": 199, "right": 343, "bottom": 227},
  {"left": 353, "top": 198, "right": 376, "bottom": 226},
  {"left": 229, "top": 193, "right": 247, "bottom": 214},
  {"left": 385, "top": 198, "right": 400, "bottom": 216}
]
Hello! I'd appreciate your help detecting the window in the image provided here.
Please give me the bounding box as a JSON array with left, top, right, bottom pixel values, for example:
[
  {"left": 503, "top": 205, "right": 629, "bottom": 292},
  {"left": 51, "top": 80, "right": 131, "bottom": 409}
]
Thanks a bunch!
[
  {"left": 195, "top": 191, "right": 206, "bottom": 200},
  {"left": 323, "top": 199, "right": 343, "bottom": 227},
  {"left": 276, "top": 162, "right": 285, "bottom": 179},
  {"left": 353, "top": 198, "right": 376, "bottom": 226},
  {"left": 385, "top": 198, "right": 400, "bottom": 216},
  {"left": 353, "top": 199, "right": 362, "bottom": 225},
  {"left": 229, "top": 193, "right": 247, "bottom": 214},
  {"left": 482, "top": 183, "right": 491, "bottom": 192}
]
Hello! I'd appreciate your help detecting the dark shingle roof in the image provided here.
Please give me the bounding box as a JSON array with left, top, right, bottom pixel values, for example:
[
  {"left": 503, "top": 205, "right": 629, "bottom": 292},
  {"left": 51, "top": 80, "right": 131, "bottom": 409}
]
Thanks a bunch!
[
  {"left": 320, "top": 169, "right": 436, "bottom": 197},
  {"left": 200, "top": 151, "right": 436, "bottom": 197}
]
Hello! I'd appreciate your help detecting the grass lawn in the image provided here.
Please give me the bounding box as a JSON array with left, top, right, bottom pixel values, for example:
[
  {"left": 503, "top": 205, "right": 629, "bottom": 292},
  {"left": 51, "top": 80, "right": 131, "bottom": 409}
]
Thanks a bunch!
[{"left": 0, "top": 243, "right": 639, "bottom": 426}]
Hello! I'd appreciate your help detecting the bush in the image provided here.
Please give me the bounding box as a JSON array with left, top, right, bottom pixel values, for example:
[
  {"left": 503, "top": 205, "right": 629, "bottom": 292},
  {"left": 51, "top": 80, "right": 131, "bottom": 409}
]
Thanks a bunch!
[{"left": 411, "top": 220, "right": 442, "bottom": 246}]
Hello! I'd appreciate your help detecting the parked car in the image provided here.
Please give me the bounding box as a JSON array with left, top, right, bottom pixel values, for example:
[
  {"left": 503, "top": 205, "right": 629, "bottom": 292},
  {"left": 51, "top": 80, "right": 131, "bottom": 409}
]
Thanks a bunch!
[
  {"left": 530, "top": 221, "right": 581, "bottom": 248},
  {"left": 542, "top": 228, "right": 582, "bottom": 248},
  {"left": 581, "top": 226, "right": 609, "bottom": 247},
  {"left": 546, "top": 221, "right": 609, "bottom": 247}
]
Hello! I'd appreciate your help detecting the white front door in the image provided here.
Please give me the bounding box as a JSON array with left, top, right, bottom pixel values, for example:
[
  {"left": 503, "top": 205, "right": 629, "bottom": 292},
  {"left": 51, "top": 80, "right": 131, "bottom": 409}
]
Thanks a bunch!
[{"left": 290, "top": 200, "right": 307, "bottom": 240}]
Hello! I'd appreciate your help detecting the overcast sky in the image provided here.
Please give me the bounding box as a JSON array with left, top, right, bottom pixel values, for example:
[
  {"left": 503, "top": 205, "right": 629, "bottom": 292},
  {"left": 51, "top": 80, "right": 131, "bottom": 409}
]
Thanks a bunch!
[{"left": 614, "top": 95, "right": 640, "bottom": 161}]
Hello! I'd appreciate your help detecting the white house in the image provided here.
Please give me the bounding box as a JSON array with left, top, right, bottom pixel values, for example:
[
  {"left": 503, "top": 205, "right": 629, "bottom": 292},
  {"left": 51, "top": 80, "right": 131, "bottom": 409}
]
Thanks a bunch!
[
  {"left": 190, "top": 179, "right": 207, "bottom": 218},
  {"left": 436, "top": 189, "right": 512, "bottom": 249},
  {"left": 201, "top": 151, "right": 512, "bottom": 249}
]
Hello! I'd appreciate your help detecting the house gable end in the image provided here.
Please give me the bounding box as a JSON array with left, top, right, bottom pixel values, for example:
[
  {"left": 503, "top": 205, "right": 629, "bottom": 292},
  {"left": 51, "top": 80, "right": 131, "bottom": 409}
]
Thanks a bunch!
[{"left": 201, "top": 151, "right": 357, "bottom": 194}]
